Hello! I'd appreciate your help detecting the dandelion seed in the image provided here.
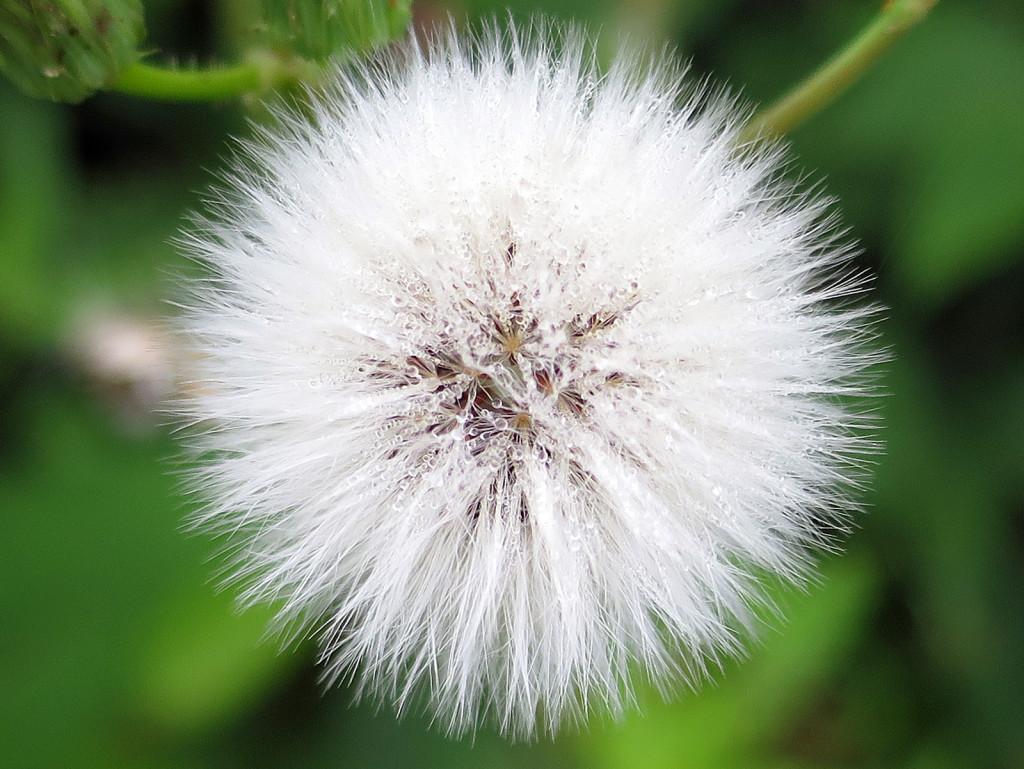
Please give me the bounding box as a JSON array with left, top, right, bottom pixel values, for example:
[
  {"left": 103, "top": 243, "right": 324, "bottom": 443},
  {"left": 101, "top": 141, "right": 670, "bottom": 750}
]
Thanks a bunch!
[{"left": 175, "top": 21, "right": 881, "bottom": 739}]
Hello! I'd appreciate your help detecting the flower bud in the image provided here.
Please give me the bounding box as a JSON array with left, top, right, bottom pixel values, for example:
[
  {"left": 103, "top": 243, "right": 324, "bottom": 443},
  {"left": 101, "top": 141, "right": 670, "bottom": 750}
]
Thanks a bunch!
[
  {"left": 0, "top": 0, "right": 145, "bottom": 102},
  {"left": 260, "top": 0, "right": 412, "bottom": 62}
]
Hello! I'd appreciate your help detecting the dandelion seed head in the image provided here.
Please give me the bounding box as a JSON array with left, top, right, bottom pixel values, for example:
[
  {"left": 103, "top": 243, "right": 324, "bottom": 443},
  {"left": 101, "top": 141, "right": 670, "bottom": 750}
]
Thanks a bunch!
[{"left": 176, "top": 21, "right": 881, "bottom": 739}]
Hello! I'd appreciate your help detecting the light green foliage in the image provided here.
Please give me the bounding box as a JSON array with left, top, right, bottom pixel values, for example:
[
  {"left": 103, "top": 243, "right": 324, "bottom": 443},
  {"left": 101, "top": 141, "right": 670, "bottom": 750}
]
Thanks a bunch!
[{"left": 0, "top": 0, "right": 145, "bottom": 101}]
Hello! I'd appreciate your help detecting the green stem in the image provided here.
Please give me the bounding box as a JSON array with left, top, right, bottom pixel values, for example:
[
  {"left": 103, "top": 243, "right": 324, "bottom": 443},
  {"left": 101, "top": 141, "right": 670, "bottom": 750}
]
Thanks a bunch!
[
  {"left": 110, "top": 51, "right": 327, "bottom": 101},
  {"left": 739, "top": 0, "right": 940, "bottom": 143},
  {"left": 112, "top": 61, "right": 263, "bottom": 101}
]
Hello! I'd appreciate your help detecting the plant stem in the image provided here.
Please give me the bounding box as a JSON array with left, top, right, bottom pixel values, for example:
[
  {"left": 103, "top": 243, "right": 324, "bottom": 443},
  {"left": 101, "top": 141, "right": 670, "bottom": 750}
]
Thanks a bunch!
[
  {"left": 738, "top": 0, "right": 940, "bottom": 143},
  {"left": 111, "top": 61, "right": 264, "bottom": 101}
]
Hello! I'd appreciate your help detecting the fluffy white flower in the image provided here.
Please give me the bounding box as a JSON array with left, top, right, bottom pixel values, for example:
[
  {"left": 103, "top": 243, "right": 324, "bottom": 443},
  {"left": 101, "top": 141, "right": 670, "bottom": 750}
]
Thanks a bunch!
[{"left": 176, "top": 22, "right": 879, "bottom": 739}]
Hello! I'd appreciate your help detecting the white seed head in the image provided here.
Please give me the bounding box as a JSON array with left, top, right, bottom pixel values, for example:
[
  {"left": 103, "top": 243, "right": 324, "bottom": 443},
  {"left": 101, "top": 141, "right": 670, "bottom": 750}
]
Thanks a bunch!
[{"left": 175, "top": 21, "right": 881, "bottom": 740}]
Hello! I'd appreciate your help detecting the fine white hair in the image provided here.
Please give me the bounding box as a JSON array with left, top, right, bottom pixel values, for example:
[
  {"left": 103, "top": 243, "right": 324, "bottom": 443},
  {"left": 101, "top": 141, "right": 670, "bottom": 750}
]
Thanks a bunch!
[{"left": 175, "top": 20, "right": 881, "bottom": 740}]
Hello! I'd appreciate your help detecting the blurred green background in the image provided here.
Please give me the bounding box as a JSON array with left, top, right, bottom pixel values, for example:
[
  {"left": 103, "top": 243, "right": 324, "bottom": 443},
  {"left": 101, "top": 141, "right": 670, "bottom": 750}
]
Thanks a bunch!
[{"left": 2, "top": 0, "right": 1023, "bottom": 767}]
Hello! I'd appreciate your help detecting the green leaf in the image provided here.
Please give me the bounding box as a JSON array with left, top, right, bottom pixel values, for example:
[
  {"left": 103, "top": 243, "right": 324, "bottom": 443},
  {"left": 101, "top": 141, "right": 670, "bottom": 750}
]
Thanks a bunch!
[
  {"left": 0, "top": 394, "right": 190, "bottom": 767},
  {"left": 797, "top": 4, "right": 1024, "bottom": 309},
  {"left": 132, "top": 585, "right": 300, "bottom": 737},
  {"left": 575, "top": 553, "right": 881, "bottom": 769},
  {"left": 0, "top": 83, "right": 68, "bottom": 341}
]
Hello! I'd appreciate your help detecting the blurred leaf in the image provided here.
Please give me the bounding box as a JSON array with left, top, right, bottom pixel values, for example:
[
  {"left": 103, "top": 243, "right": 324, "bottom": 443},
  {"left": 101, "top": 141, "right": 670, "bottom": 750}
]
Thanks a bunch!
[
  {"left": 956, "top": 355, "right": 1024, "bottom": 492},
  {"left": 881, "top": 8, "right": 1024, "bottom": 308},
  {"left": 870, "top": 337, "right": 1024, "bottom": 766},
  {"left": 0, "top": 83, "right": 69, "bottom": 341},
  {"left": 0, "top": 392, "right": 192, "bottom": 768},
  {"left": 67, "top": 171, "right": 198, "bottom": 304},
  {"left": 575, "top": 552, "right": 881, "bottom": 769},
  {"left": 798, "top": 4, "right": 1024, "bottom": 310},
  {"left": 133, "top": 585, "right": 298, "bottom": 737}
]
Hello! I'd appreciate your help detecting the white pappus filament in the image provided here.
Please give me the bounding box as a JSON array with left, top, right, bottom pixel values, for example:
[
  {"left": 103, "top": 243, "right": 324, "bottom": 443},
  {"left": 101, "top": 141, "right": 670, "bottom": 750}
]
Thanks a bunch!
[{"left": 176, "top": 21, "right": 882, "bottom": 740}]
